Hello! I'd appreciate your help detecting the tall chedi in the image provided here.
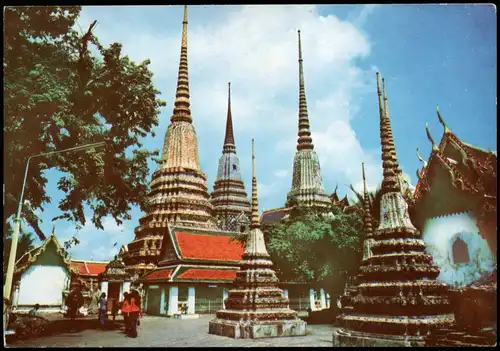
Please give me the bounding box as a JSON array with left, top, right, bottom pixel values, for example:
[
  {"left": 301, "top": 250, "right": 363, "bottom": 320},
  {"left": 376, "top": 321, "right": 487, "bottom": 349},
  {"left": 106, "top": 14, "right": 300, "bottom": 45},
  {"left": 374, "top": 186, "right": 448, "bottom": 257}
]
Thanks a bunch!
[
  {"left": 209, "top": 139, "right": 307, "bottom": 339},
  {"left": 123, "top": 6, "right": 215, "bottom": 279},
  {"left": 210, "top": 83, "right": 251, "bottom": 232},
  {"left": 333, "top": 73, "right": 455, "bottom": 347},
  {"left": 286, "top": 30, "right": 330, "bottom": 209}
]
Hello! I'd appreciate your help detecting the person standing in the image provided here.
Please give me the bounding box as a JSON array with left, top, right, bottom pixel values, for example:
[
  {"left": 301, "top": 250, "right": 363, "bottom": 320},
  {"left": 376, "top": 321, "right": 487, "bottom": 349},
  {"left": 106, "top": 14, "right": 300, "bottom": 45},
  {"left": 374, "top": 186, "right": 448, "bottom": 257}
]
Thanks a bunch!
[
  {"left": 98, "top": 292, "right": 107, "bottom": 326},
  {"left": 127, "top": 289, "right": 141, "bottom": 338},
  {"left": 121, "top": 292, "right": 131, "bottom": 334},
  {"left": 67, "top": 285, "right": 84, "bottom": 321}
]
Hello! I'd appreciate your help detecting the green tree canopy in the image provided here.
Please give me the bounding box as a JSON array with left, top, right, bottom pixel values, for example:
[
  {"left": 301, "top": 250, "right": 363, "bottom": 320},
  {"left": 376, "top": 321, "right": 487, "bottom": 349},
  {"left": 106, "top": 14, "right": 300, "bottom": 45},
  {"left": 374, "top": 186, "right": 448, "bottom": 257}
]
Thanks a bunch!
[
  {"left": 4, "top": 6, "right": 166, "bottom": 239},
  {"left": 3, "top": 228, "right": 36, "bottom": 277},
  {"left": 263, "top": 205, "right": 364, "bottom": 298}
]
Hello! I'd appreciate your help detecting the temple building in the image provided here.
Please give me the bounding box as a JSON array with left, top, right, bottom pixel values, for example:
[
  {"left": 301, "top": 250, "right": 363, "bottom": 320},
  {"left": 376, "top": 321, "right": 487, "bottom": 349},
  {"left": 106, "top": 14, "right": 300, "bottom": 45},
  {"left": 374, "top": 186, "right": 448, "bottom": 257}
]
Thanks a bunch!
[
  {"left": 412, "top": 108, "right": 497, "bottom": 288},
  {"left": 333, "top": 73, "right": 455, "bottom": 347},
  {"left": 11, "top": 229, "right": 108, "bottom": 313},
  {"left": 210, "top": 83, "right": 251, "bottom": 233},
  {"left": 209, "top": 139, "right": 307, "bottom": 339},
  {"left": 122, "top": 5, "right": 216, "bottom": 281},
  {"left": 286, "top": 30, "right": 331, "bottom": 210}
]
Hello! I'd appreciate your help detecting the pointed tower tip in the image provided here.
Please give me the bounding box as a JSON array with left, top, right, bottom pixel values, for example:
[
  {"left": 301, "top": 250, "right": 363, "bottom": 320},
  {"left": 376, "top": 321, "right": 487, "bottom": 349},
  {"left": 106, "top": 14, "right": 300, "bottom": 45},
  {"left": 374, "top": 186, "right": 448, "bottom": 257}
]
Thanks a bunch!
[
  {"left": 296, "top": 29, "right": 314, "bottom": 151},
  {"left": 183, "top": 5, "right": 188, "bottom": 23},
  {"left": 223, "top": 81, "right": 236, "bottom": 153},
  {"left": 250, "top": 138, "right": 260, "bottom": 228}
]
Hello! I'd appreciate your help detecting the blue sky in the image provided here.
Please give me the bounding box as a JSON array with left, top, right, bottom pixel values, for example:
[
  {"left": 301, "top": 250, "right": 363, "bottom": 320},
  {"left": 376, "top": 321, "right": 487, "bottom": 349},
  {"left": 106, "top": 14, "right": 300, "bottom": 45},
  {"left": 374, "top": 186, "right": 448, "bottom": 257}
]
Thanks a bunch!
[{"left": 24, "top": 4, "right": 496, "bottom": 261}]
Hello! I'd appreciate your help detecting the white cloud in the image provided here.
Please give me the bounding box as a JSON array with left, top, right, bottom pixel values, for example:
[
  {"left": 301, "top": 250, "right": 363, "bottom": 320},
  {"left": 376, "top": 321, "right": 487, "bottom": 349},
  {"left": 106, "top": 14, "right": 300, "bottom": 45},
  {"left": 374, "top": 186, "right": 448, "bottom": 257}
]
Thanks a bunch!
[
  {"left": 273, "top": 169, "right": 289, "bottom": 178},
  {"left": 91, "top": 245, "right": 119, "bottom": 262}
]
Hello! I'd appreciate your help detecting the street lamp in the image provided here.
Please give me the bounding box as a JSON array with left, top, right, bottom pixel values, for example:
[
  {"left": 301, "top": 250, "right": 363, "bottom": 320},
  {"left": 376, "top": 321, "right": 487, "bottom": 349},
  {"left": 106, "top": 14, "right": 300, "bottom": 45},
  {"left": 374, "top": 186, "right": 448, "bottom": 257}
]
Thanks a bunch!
[{"left": 3, "top": 141, "right": 106, "bottom": 312}]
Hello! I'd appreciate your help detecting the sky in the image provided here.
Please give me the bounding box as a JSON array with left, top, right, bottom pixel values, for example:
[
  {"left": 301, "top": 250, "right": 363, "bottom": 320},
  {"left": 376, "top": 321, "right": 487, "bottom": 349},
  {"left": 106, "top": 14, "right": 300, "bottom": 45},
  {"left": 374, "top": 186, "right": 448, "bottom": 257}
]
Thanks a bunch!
[{"left": 24, "top": 4, "right": 496, "bottom": 261}]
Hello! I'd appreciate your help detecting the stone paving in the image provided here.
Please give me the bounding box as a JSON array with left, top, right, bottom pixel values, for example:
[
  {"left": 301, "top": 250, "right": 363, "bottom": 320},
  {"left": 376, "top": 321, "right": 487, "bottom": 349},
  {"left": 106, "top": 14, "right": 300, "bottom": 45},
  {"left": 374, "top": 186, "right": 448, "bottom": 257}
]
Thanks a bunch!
[{"left": 9, "top": 314, "right": 337, "bottom": 347}]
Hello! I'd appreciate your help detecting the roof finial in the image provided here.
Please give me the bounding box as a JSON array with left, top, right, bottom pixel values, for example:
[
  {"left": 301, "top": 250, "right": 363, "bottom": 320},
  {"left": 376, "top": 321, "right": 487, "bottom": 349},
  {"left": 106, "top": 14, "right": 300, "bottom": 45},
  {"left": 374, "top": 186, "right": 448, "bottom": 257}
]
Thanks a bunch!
[
  {"left": 250, "top": 138, "right": 260, "bottom": 228},
  {"left": 362, "top": 162, "right": 373, "bottom": 237},
  {"left": 376, "top": 73, "right": 401, "bottom": 194},
  {"left": 416, "top": 148, "right": 428, "bottom": 167},
  {"left": 223, "top": 82, "right": 236, "bottom": 154},
  {"left": 436, "top": 105, "right": 451, "bottom": 134},
  {"left": 296, "top": 30, "right": 314, "bottom": 151},
  {"left": 171, "top": 5, "right": 192, "bottom": 123},
  {"left": 425, "top": 122, "right": 439, "bottom": 151},
  {"left": 51, "top": 224, "right": 56, "bottom": 236}
]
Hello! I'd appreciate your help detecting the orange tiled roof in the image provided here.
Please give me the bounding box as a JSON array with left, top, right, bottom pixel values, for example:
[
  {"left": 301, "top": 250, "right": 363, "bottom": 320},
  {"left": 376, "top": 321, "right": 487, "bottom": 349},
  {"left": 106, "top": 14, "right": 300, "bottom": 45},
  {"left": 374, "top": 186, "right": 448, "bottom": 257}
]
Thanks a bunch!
[
  {"left": 70, "top": 261, "right": 107, "bottom": 276},
  {"left": 175, "top": 232, "right": 244, "bottom": 262},
  {"left": 177, "top": 269, "right": 237, "bottom": 281},
  {"left": 144, "top": 269, "right": 173, "bottom": 281}
]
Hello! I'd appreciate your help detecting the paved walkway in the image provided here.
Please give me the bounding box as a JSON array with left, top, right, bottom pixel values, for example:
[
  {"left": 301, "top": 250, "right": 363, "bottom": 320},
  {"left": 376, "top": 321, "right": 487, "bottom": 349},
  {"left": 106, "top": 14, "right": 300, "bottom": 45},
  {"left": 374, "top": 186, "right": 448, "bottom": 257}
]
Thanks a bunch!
[{"left": 9, "top": 314, "right": 336, "bottom": 347}]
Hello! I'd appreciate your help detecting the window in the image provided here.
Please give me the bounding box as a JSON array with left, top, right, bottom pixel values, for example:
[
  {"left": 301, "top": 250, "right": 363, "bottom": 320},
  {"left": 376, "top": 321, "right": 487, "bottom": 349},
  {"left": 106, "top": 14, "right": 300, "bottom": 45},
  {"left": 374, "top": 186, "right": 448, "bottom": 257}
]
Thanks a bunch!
[
  {"left": 452, "top": 237, "right": 470, "bottom": 264},
  {"left": 232, "top": 164, "right": 237, "bottom": 171}
]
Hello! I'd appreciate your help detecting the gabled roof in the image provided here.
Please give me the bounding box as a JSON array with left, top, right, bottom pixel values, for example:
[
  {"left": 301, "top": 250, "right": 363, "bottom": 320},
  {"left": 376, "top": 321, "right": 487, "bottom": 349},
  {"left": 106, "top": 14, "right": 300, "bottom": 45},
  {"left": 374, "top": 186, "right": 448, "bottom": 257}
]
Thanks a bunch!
[
  {"left": 70, "top": 260, "right": 108, "bottom": 276},
  {"left": 15, "top": 233, "right": 72, "bottom": 276},
  {"left": 261, "top": 207, "right": 291, "bottom": 225},
  {"left": 142, "top": 264, "right": 239, "bottom": 283},
  {"left": 158, "top": 225, "right": 244, "bottom": 266}
]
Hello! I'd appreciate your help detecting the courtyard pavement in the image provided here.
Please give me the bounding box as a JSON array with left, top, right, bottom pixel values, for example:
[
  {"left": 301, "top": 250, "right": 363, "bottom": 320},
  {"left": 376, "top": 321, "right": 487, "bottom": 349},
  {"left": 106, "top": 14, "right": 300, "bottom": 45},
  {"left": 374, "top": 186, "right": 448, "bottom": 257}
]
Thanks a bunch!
[{"left": 9, "top": 314, "right": 337, "bottom": 347}]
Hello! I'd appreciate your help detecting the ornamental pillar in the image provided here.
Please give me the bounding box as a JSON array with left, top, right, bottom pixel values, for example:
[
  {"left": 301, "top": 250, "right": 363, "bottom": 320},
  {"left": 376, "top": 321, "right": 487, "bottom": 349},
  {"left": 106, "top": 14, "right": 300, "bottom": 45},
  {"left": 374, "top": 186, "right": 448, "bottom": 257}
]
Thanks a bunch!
[
  {"left": 167, "top": 286, "right": 178, "bottom": 315},
  {"left": 101, "top": 281, "right": 108, "bottom": 297},
  {"left": 309, "top": 288, "right": 316, "bottom": 311},
  {"left": 320, "top": 288, "right": 327, "bottom": 309},
  {"left": 223, "top": 288, "right": 229, "bottom": 309},
  {"left": 160, "top": 287, "right": 166, "bottom": 314},
  {"left": 187, "top": 287, "right": 195, "bottom": 314}
]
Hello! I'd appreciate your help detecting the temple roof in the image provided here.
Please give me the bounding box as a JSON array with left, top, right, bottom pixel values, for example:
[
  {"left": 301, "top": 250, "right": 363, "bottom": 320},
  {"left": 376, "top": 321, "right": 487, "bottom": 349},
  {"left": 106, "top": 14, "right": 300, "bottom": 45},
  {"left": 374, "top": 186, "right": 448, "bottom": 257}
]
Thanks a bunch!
[
  {"left": 70, "top": 260, "right": 108, "bottom": 276},
  {"left": 158, "top": 224, "right": 244, "bottom": 266},
  {"left": 15, "top": 232, "right": 72, "bottom": 277},
  {"left": 414, "top": 107, "right": 497, "bottom": 206},
  {"left": 142, "top": 264, "right": 239, "bottom": 283}
]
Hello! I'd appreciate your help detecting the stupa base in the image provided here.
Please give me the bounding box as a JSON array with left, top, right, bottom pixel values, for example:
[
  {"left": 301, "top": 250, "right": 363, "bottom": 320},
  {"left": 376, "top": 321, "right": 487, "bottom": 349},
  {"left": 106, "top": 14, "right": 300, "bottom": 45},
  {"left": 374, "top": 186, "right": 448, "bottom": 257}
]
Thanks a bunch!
[
  {"left": 333, "top": 328, "right": 425, "bottom": 347},
  {"left": 209, "top": 318, "right": 307, "bottom": 339}
]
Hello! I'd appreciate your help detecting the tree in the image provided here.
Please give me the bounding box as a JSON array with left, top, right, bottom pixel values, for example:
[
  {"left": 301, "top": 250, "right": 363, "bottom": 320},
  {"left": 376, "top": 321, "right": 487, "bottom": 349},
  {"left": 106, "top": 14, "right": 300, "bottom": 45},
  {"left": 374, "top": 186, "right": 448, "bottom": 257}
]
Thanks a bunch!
[
  {"left": 4, "top": 6, "right": 166, "bottom": 239},
  {"left": 263, "top": 205, "right": 364, "bottom": 301}
]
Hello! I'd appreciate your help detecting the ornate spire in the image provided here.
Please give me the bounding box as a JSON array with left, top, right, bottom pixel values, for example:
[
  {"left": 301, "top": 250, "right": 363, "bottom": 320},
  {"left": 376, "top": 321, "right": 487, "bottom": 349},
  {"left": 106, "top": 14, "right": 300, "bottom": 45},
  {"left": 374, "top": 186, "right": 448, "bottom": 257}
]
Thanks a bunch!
[
  {"left": 171, "top": 5, "right": 192, "bottom": 123},
  {"left": 362, "top": 162, "right": 373, "bottom": 237},
  {"left": 376, "top": 73, "right": 400, "bottom": 194},
  {"left": 425, "top": 122, "right": 439, "bottom": 151},
  {"left": 436, "top": 105, "right": 451, "bottom": 135},
  {"left": 250, "top": 138, "right": 260, "bottom": 229},
  {"left": 223, "top": 82, "right": 236, "bottom": 154},
  {"left": 296, "top": 30, "right": 314, "bottom": 151}
]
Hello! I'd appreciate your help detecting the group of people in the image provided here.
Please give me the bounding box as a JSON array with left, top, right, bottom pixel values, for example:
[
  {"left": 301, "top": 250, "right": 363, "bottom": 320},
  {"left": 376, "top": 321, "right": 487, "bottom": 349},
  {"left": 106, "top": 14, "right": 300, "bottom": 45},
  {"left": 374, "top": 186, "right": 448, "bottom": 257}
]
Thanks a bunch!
[{"left": 98, "top": 289, "right": 142, "bottom": 338}]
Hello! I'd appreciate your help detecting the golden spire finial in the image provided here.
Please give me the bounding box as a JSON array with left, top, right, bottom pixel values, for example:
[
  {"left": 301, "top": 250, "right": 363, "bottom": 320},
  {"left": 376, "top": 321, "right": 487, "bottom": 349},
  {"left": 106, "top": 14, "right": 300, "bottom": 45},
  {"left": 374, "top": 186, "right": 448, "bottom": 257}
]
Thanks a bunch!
[
  {"left": 376, "top": 73, "right": 401, "bottom": 194},
  {"left": 436, "top": 105, "right": 451, "bottom": 134},
  {"left": 182, "top": 5, "right": 188, "bottom": 48},
  {"left": 171, "top": 5, "right": 192, "bottom": 123},
  {"left": 296, "top": 30, "right": 314, "bottom": 151},
  {"left": 250, "top": 138, "right": 260, "bottom": 228},
  {"left": 362, "top": 162, "right": 373, "bottom": 237},
  {"left": 416, "top": 148, "right": 428, "bottom": 167},
  {"left": 425, "top": 122, "right": 439, "bottom": 151}
]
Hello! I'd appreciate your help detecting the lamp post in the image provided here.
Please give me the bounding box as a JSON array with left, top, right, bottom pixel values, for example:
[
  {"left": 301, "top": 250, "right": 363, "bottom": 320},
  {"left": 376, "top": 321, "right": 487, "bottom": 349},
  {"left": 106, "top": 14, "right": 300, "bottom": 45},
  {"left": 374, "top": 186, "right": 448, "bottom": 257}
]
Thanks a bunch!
[{"left": 3, "top": 141, "right": 105, "bottom": 325}]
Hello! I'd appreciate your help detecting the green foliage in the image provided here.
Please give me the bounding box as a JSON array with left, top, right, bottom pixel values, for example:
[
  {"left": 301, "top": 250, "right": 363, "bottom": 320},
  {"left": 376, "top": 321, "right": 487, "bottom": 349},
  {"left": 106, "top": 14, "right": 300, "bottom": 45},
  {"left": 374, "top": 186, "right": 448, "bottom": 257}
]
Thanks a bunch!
[
  {"left": 264, "top": 205, "right": 363, "bottom": 296},
  {"left": 3, "top": 227, "right": 36, "bottom": 277},
  {"left": 4, "top": 6, "right": 166, "bottom": 239}
]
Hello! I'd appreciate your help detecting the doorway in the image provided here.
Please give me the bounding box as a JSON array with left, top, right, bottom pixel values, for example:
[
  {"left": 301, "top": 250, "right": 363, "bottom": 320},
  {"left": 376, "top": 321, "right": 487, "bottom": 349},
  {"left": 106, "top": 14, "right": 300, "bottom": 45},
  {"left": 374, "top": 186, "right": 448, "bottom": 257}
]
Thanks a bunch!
[{"left": 107, "top": 282, "right": 121, "bottom": 312}]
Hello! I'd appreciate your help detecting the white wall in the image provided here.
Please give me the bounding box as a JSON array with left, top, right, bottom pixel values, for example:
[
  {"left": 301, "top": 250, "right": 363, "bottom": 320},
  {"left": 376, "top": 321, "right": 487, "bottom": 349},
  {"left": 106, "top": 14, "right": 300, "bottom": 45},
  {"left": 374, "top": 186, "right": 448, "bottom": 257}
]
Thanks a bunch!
[
  {"left": 18, "top": 265, "right": 69, "bottom": 306},
  {"left": 422, "top": 212, "right": 495, "bottom": 287}
]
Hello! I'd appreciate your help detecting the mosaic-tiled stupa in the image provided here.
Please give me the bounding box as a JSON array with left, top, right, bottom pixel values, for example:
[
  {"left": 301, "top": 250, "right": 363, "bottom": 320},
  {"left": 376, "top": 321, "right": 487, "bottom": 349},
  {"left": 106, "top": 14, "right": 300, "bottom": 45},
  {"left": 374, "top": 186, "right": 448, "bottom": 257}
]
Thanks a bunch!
[
  {"left": 210, "top": 83, "right": 251, "bottom": 232},
  {"left": 209, "top": 139, "right": 307, "bottom": 339},
  {"left": 123, "top": 6, "right": 215, "bottom": 279},
  {"left": 333, "top": 73, "right": 455, "bottom": 347},
  {"left": 286, "top": 30, "right": 331, "bottom": 209}
]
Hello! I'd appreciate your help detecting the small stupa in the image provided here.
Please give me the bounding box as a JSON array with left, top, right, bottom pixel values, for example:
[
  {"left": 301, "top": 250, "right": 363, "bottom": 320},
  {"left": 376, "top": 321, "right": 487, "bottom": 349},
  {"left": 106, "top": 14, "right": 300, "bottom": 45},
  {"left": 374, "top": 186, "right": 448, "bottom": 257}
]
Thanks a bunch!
[
  {"left": 333, "top": 73, "right": 455, "bottom": 347},
  {"left": 208, "top": 139, "right": 307, "bottom": 339}
]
